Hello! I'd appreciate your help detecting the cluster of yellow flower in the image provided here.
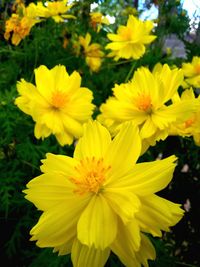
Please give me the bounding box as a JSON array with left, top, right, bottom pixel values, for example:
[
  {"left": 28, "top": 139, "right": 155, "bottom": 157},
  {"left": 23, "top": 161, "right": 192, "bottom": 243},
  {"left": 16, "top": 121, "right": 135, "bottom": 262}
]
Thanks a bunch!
[
  {"left": 4, "top": 0, "right": 75, "bottom": 45},
  {"left": 11, "top": 4, "right": 200, "bottom": 266},
  {"left": 98, "top": 63, "right": 200, "bottom": 152}
]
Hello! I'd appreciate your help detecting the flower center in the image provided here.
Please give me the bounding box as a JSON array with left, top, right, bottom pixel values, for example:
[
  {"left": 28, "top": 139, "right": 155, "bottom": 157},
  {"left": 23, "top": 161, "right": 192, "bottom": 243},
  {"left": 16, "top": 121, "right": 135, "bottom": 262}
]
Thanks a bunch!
[
  {"left": 51, "top": 91, "right": 68, "bottom": 109},
  {"left": 122, "top": 28, "right": 132, "bottom": 41},
  {"left": 195, "top": 64, "right": 200, "bottom": 75},
  {"left": 70, "top": 157, "right": 111, "bottom": 195},
  {"left": 137, "top": 94, "right": 152, "bottom": 113}
]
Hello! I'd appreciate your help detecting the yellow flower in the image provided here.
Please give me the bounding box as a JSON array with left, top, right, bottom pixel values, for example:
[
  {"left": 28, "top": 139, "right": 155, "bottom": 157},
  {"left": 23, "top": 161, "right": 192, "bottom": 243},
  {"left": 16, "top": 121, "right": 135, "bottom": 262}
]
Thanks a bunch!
[
  {"left": 38, "top": 0, "right": 75, "bottom": 23},
  {"left": 4, "top": 4, "right": 39, "bottom": 45},
  {"left": 15, "top": 65, "right": 95, "bottom": 146},
  {"left": 98, "top": 64, "right": 199, "bottom": 152},
  {"left": 106, "top": 15, "right": 156, "bottom": 61},
  {"left": 182, "top": 56, "right": 200, "bottom": 88},
  {"left": 90, "top": 12, "right": 110, "bottom": 32},
  {"left": 79, "top": 33, "right": 104, "bottom": 72},
  {"left": 169, "top": 88, "right": 200, "bottom": 146},
  {"left": 24, "top": 121, "right": 183, "bottom": 267}
]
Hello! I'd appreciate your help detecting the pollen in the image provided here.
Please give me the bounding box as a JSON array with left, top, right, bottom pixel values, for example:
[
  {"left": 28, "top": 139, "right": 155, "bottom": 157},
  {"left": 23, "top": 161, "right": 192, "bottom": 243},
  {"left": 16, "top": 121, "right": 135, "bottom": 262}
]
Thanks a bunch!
[
  {"left": 51, "top": 91, "right": 68, "bottom": 109},
  {"left": 137, "top": 94, "right": 152, "bottom": 113},
  {"left": 70, "top": 157, "right": 111, "bottom": 195}
]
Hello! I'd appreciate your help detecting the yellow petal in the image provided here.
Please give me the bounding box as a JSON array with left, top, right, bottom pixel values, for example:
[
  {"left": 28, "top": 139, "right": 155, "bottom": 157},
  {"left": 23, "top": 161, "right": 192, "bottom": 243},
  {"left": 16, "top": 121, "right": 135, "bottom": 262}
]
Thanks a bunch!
[
  {"left": 140, "top": 116, "right": 157, "bottom": 139},
  {"left": 74, "top": 120, "right": 111, "bottom": 160},
  {"left": 111, "top": 220, "right": 141, "bottom": 267},
  {"left": 34, "top": 65, "right": 54, "bottom": 102},
  {"left": 71, "top": 239, "right": 110, "bottom": 267},
  {"left": 53, "top": 236, "right": 74, "bottom": 256},
  {"left": 40, "top": 153, "right": 78, "bottom": 175},
  {"left": 50, "top": 65, "right": 69, "bottom": 93},
  {"left": 40, "top": 110, "right": 64, "bottom": 134},
  {"left": 105, "top": 121, "right": 141, "bottom": 183},
  {"left": 34, "top": 123, "right": 51, "bottom": 139},
  {"left": 55, "top": 131, "right": 74, "bottom": 146},
  {"left": 24, "top": 173, "right": 76, "bottom": 211},
  {"left": 135, "top": 234, "right": 156, "bottom": 267},
  {"left": 103, "top": 189, "right": 141, "bottom": 224},
  {"left": 61, "top": 114, "right": 83, "bottom": 138},
  {"left": 111, "top": 229, "right": 155, "bottom": 267},
  {"left": 135, "top": 195, "right": 184, "bottom": 236},
  {"left": 29, "top": 194, "right": 90, "bottom": 247},
  {"left": 77, "top": 195, "right": 117, "bottom": 249},
  {"left": 108, "top": 155, "right": 177, "bottom": 195}
]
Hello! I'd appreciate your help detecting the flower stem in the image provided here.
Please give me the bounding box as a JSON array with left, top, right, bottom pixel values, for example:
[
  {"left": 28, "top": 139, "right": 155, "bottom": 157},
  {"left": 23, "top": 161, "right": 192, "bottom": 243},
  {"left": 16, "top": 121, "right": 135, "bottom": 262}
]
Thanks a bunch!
[{"left": 125, "top": 61, "right": 136, "bottom": 82}]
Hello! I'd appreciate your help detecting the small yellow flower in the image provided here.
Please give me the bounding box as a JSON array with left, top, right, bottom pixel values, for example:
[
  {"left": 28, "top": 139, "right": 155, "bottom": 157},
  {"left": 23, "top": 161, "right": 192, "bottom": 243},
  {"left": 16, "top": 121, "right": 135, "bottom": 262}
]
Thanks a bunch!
[
  {"left": 24, "top": 120, "right": 183, "bottom": 267},
  {"left": 15, "top": 65, "right": 95, "bottom": 146},
  {"left": 90, "top": 12, "right": 110, "bottom": 32},
  {"left": 98, "top": 64, "right": 199, "bottom": 152},
  {"left": 40, "top": 0, "right": 75, "bottom": 22},
  {"left": 79, "top": 33, "right": 104, "bottom": 72},
  {"left": 106, "top": 15, "right": 156, "bottom": 61},
  {"left": 182, "top": 56, "right": 200, "bottom": 88},
  {"left": 4, "top": 4, "right": 39, "bottom": 45},
  {"left": 169, "top": 88, "right": 200, "bottom": 146}
]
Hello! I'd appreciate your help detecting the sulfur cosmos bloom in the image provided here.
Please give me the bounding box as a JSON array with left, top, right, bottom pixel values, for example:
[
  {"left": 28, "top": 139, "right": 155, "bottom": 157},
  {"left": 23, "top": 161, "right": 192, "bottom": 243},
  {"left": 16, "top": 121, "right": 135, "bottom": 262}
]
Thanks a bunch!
[
  {"left": 169, "top": 88, "right": 200, "bottom": 146},
  {"left": 15, "top": 65, "right": 95, "bottom": 146},
  {"left": 4, "top": 4, "right": 39, "bottom": 45},
  {"left": 79, "top": 33, "right": 104, "bottom": 72},
  {"left": 24, "top": 121, "right": 184, "bottom": 267},
  {"left": 182, "top": 56, "right": 200, "bottom": 88},
  {"left": 106, "top": 15, "right": 156, "bottom": 61},
  {"left": 42, "top": 0, "right": 75, "bottom": 23},
  {"left": 89, "top": 12, "right": 110, "bottom": 32},
  {"left": 98, "top": 64, "right": 199, "bottom": 152}
]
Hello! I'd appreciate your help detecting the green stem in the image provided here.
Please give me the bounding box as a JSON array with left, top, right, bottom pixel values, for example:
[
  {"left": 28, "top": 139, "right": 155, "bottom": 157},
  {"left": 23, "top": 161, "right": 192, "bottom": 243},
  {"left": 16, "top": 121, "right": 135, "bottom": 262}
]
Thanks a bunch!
[
  {"left": 125, "top": 61, "right": 136, "bottom": 82},
  {"left": 175, "top": 262, "right": 198, "bottom": 267}
]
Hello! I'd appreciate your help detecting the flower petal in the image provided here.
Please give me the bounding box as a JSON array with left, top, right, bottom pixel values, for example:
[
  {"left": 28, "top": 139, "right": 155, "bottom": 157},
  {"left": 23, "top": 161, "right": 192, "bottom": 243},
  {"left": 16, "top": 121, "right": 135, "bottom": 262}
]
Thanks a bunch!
[
  {"left": 105, "top": 121, "right": 141, "bottom": 182},
  {"left": 109, "top": 155, "right": 177, "bottom": 195},
  {"left": 103, "top": 189, "right": 141, "bottom": 224},
  {"left": 24, "top": 174, "right": 78, "bottom": 211},
  {"left": 34, "top": 65, "right": 54, "bottom": 103},
  {"left": 40, "top": 153, "right": 78, "bottom": 175},
  {"left": 111, "top": 231, "right": 155, "bottom": 267},
  {"left": 135, "top": 194, "right": 184, "bottom": 236},
  {"left": 135, "top": 234, "right": 156, "bottom": 267},
  {"left": 29, "top": 194, "right": 90, "bottom": 247},
  {"left": 71, "top": 239, "right": 110, "bottom": 267},
  {"left": 111, "top": 220, "right": 141, "bottom": 267},
  {"left": 140, "top": 116, "right": 157, "bottom": 139},
  {"left": 53, "top": 236, "right": 74, "bottom": 256},
  {"left": 74, "top": 120, "right": 111, "bottom": 160},
  {"left": 77, "top": 195, "right": 117, "bottom": 249}
]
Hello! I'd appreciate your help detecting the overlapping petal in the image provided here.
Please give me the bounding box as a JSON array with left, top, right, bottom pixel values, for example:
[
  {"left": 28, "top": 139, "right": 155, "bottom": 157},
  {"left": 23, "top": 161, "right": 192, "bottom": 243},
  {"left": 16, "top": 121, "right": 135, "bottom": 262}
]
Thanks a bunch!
[
  {"left": 77, "top": 195, "right": 117, "bottom": 249},
  {"left": 74, "top": 120, "right": 111, "bottom": 160},
  {"left": 71, "top": 239, "right": 110, "bottom": 267}
]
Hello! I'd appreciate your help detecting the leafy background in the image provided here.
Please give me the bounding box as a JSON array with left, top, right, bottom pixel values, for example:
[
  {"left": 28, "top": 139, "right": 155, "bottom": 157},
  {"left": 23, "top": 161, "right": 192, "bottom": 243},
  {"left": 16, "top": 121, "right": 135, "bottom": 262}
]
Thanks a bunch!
[{"left": 0, "top": 0, "right": 200, "bottom": 266}]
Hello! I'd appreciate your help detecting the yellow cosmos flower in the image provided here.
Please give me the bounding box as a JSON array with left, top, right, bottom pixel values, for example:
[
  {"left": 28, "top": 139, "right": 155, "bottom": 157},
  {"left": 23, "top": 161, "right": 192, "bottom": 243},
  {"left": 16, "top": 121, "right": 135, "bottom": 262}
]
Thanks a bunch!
[
  {"left": 182, "top": 56, "right": 200, "bottom": 88},
  {"left": 79, "top": 33, "right": 104, "bottom": 72},
  {"left": 169, "top": 88, "right": 200, "bottom": 146},
  {"left": 106, "top": 15, "right": 156, "bottom": 61},
  {"left": 4, "top": 4, "right": 39, "bottom": 45},
  {"left": 38, "top": 0, "right": 75, "bottom": 22},
  {"left": 98, "top": 64, "right": 199, "bottom": 152},
  {"left": 24, "top": 121, "right": 183, "bottom": 267},
  {"left": 15, "top": 65, "right": 95, "bottom": 146},
  {"left": 89, "top": 12, "right": 110, "bottom": 32}
]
